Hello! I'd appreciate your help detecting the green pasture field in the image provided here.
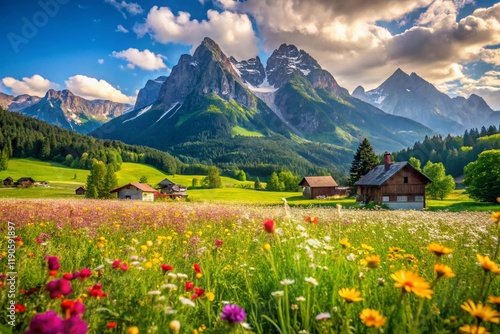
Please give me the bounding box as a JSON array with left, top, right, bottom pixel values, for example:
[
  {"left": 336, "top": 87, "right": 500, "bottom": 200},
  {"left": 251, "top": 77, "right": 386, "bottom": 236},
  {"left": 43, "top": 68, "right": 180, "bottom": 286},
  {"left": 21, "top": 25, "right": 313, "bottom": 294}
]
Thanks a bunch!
[{"left": 0, "top": 158, "right": 498, "bottom": 211}]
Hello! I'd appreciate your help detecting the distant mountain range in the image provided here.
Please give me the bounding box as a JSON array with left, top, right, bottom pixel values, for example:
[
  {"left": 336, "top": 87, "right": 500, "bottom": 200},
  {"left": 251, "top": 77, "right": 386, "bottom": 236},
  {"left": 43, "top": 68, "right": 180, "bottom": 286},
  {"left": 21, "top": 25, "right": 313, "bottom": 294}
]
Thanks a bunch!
[
  {"left": 0, "top": 90, "right": 132, "bottom": 134},
  {"left": 91, "top": 37, "right": 435, "bottom": 173},
  {"left": 3, "top": 37, "right": 499, "bottom": 174},
  {"left": 352, "top": 68, "right": 500, "bottom": 135}
]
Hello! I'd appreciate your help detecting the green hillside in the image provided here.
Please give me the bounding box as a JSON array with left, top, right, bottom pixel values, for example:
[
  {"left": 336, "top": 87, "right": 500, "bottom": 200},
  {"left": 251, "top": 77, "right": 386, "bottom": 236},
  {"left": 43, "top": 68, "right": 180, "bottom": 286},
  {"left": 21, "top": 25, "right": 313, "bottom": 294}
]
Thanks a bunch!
[{"left": 0, "top": 158, "right": 358, "bottom": 206}]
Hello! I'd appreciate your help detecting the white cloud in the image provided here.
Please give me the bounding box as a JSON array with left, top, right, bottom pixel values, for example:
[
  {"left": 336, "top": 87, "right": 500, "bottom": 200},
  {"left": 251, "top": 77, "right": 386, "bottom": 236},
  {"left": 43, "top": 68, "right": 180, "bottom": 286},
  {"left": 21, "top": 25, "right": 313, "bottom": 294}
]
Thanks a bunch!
[
  {"left": 133, "top": 6, "right": 258, "bottom": 60},
  {"left": 116, "top": 24, "right": 129, "bottom": 33},
  {"left": 98, "top": 59, "right": 105, "bottom": 64},
  {"left": 104, "top": 0, "right": 143, "bottom": 18},
  {"left": 65, "top": 75, "right": 135, "bottom": 104},
  {"left": 112, "top": 48, "right": 168, "bottom": 71},
  {"left": 1, "top": 74, "right": 59, "bottom": 97},
  {"left": 457, "top": 71, "right": 500, "bottom": 110}
]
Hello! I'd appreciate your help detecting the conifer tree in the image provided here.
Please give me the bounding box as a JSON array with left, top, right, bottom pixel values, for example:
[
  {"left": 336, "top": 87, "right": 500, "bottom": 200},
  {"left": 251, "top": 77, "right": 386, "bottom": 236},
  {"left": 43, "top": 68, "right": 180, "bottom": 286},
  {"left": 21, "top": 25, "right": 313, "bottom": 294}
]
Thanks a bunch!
[
  {"left": 254, "top": 177, "right": 262, "bottom": 190},
  {"left": 349, "top": 138, "right": 379, "bottom": 186},
  {"left": 0, "top": 146, "right": 9, "bottom": 171}
]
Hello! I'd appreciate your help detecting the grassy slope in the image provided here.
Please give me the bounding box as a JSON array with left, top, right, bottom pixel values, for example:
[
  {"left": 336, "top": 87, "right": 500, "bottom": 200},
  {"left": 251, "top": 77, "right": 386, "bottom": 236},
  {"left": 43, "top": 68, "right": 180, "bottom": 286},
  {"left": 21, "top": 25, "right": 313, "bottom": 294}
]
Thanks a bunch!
[{"left": 1, "top": 159, "right": 496, "bottom": 211}]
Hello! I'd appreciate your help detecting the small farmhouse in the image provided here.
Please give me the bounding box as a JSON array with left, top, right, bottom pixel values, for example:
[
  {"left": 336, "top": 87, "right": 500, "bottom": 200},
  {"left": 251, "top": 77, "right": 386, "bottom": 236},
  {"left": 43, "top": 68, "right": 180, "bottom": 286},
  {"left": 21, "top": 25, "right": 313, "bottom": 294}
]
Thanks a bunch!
[
  {"left": 298, "top": 176, "right": 339, "bottom": 199},
  {"left": 75, "top": 186, "right": 86, "bottom": 195},
  {"left": 354, "top": 153, "right": 432, "bottom": 209},
  {"left": 3, "top": 177, "right": 13, "bottom": 186},
  {"left": 16, "top": 177, "right": 36, "bottom": 187},
  {"left": 110, "top": 182, "right": 158, "bottom": 201},
  {"left": 158, "top": 178, "right": 188, "bottom": 199}
]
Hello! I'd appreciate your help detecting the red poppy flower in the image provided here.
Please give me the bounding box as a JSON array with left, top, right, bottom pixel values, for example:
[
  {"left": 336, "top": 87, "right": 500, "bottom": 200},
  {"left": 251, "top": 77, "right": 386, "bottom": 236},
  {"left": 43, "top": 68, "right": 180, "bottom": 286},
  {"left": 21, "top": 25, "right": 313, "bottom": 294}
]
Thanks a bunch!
[
  {"left": 305, "top": 216, "right": 318, "bottom": 225},
  {"left": 111, "top": 259, "right": 121, "bottom": 269},
  {"left": 185, "top": 280, "right": 194, "bottom": 291},
  {"left": 215, "top": 240, "right": 223, "bottom": 247},
  {"left": 15, "top": 304, "right": 26, "bottom": 313},
  {"left": 107, "top": 322, "right": 117, "bottom": 329},
  {"left": 161, "top": 264, "right": 173, "bottom": 272},
  {"left": 192, "top": 287, "right": 205, "bottom": 300},
  {"left": 263, "top": 219, "right": 276, "bottom": 233},
  {"left": 88, "top": 283, "right": 108, "bottom": 298},
  {"left": 63, "top": 273, "right": 73, "bottom": 280},
  {"left": 193, "top": 263, "right": 202, "bottom": 274},
  {"left": 119, "top": 263, "right": 129, "bottom": 271}
]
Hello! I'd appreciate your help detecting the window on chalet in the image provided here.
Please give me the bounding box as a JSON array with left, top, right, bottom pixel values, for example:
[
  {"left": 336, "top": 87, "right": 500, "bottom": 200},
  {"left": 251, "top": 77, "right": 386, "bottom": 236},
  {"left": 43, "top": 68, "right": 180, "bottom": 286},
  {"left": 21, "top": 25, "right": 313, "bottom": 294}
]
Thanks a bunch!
[
  {"left": 403, "top": 177, "right": 408, "bottom": 184},
  {"left": 415, "top": 196, "right": 424, "bottom": 202},
  {"left": 397, "top": 196, "right": 408, "bottom": 202},
  {"left": 382, "top": 196, "right": 389, "bottom": 202}
]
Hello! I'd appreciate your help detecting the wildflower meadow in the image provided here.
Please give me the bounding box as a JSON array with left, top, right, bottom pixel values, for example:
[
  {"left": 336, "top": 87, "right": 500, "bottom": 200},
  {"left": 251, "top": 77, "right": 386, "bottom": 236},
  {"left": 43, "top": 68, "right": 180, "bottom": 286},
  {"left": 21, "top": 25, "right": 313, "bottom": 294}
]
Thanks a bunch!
[{"left": 1, "top": 199, "right": 500, "bottom": 333}]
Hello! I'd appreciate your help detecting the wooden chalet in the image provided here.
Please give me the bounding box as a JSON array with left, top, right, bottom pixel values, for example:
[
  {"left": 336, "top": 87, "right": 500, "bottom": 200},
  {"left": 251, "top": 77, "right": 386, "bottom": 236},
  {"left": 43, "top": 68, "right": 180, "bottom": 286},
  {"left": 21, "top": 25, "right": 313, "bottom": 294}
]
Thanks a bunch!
[
  {"left": 16, "top": 177, "right": 36, "bottom": 188},
  {"left": 3, "top": 177, "right": 13, "bottom": 186},
  {"left": 75, "top": 186, "right": 86, "bottom": 195},
  {"left": 157, "top": 178, "right": 187, "bottom": 199},
  {"left": 298, "top": 176, "right": 339, "bottom": 199},
  {"left": 110, "top": 182, "right": 158, "bottom": 201},
  {"left": 354, "top": 153, "right": 432, "bottom": 209}
]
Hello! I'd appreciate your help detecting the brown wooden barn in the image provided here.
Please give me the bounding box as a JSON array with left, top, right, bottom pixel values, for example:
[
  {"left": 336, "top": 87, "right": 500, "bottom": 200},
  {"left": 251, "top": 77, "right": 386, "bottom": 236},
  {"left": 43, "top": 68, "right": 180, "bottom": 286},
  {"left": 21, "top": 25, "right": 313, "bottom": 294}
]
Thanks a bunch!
[
  {"left": 16, "top": 177, "right": 35, "bottom": 187},
  {"left": 3, "top": 177, "right": 13, "bottom": 186},
  {"left": 354, "top": 153, "right": 432, "bottom": 209},
  {"left": 298, "top": 176, "right": 339, "bottom": 199},
  {"left": 157, "top": 178, "right": 188, "bottom": 199},
  {"left": 75, "top": 186, "right": 86, "bottom": 195}
]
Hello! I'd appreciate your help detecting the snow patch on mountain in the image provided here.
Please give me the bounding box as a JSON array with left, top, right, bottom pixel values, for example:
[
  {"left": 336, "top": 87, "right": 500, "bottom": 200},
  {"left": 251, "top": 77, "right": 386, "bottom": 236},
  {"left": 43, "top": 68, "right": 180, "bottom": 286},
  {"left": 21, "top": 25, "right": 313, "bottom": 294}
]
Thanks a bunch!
[
  {"left": 155, "top": 102, "right": 180, "bottom": 123},
  {"left": 123, "top": 104, "right": 152, "bottom": 123}
]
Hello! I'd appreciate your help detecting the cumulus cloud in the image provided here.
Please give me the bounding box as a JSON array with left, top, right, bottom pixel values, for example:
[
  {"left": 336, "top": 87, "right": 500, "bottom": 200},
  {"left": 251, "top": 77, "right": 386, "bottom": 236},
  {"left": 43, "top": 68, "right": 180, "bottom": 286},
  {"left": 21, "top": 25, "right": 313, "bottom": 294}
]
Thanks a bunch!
[
  {"left": 112, "top": 48, "right": 168, "bottom": 71},
  {"left": 116, "top": 24, "right": 129, "bottom": 33},
  {"left": 133, "top": 6, "right": 258, "bottom": 60},
  {"left": 65, "top": 75, "right": 135, "bottom": 104},
  {"left": 456, "top": 71, "right": 500, "bottom": 110},
  {"left": 104, "top": 0, "right": 143, "bottom": 18},
  {"left": 98, "top": 59, "right": 105, "bottom": 64},
  {"left": 213, "top": 0, "right": 499, "bottom": 109},
  {"left": 1, "top": 74, "right": 59, "bottom": 97}
]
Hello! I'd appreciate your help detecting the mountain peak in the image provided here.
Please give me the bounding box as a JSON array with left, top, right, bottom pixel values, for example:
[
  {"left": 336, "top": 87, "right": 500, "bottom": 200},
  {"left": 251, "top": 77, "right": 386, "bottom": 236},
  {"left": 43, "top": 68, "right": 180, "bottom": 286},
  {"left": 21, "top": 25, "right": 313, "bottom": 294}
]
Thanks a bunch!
[{"left": 266, "top": 43, "right": 321, "bottom": 88}]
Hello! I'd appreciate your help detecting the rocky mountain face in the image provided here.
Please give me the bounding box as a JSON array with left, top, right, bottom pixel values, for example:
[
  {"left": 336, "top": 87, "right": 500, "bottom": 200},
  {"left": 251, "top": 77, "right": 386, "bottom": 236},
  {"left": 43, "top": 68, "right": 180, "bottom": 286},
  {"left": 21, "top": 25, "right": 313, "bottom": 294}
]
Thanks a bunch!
[
  {"left": 0, "top": 93, "right": 41, "bottom": 112},
  {"left": 352, "top": 68, "right": 497, "bottom": 134},
  {"left": 230, "top": 56, "right": 265, "bottom": 87},
  {"left": 92, "top": 38, "right": 434, "bottom": 173},
  {"left": 134, "top": 76, "right": 167, "bottom": 110},
  {"left": 18, "top": 89, "right": 131, "bottom": 134}
]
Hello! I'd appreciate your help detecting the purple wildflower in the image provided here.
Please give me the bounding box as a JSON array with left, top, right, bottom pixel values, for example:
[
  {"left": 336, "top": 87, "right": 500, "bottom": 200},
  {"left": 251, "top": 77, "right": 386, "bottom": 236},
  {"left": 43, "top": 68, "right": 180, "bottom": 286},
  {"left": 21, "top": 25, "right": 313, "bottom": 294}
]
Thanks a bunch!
[
  {"left": 70, "top": 301, "right": 86, "bottom": 317},
  {"left": 45, "top": 256, "right": 60, "bottom": 271},
  {"left": 25, "top": 310, "right": 64, "bottom": 334},
  {"left": 220, "top": 304, "right": 246, "bottom": 323},
  {"left": 64, "top": 315, "right": 88, "bottom": 334},
  {"left": 46, "top": 279, "right": 72, "bottom": 299}
]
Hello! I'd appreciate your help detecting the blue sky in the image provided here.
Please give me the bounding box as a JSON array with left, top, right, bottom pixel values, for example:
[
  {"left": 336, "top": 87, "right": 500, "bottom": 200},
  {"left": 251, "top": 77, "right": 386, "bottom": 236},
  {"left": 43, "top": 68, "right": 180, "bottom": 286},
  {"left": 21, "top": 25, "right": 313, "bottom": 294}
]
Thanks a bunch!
[{"left": 1, "top": 0, "right": 499, "bottom": 109}]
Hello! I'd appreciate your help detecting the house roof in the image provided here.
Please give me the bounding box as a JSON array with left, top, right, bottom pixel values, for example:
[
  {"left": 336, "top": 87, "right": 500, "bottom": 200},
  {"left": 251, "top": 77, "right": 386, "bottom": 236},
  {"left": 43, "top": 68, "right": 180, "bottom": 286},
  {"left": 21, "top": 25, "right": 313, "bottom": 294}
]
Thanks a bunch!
[
  {"left": 76, "top": 186, "right": 86, "bottom": 191},
  {"left": 158, "top": 178, "right": 175, "bottom": 187},
  {"left": 299, "top": 176, "right": 338, "bottom": 187},
  {"left": 354, "top": 162, "right": 432, "bottom": 186},
  {"left": 18, "top": 177, "right": 35, "bottom": 182},
  {"left": 110, "top": 182, "right": 158, "bottom": 193},
  {"left": 4, "top": 177, "right": 13, "bottom": 181}
]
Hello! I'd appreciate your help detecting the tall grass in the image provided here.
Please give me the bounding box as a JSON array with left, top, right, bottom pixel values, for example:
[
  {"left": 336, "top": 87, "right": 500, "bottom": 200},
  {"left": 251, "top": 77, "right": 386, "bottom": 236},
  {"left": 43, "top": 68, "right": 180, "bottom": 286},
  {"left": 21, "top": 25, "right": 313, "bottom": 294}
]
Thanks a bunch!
[{"left": 1, "top": 199, "right": 499, "bottom": 333}]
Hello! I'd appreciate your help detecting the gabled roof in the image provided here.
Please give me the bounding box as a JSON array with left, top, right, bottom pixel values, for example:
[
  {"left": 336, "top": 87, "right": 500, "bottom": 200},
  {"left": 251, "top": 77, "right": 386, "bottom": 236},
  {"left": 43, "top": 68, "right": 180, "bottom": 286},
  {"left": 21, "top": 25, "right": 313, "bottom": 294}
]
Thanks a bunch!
[
  {"left": 158, "top": 178, "right": 175, "bottom": 187},
  {"left": 110, "top": 182, "right": 158, "bottom": 193},
  {"left": 299, "top": 176, "right": 338, "bottom": 187},
  {"left": 75, "top": 186, "right": 86, "bottom": 191},
  {"left": 4, "top": 176, "right": 13, "bottom": 181},
  {"left": 354, "top": 162, "right": 432, "bottom": 186},
  {"left": 18, "top": 177, "right": 36, "bottom": 182}
]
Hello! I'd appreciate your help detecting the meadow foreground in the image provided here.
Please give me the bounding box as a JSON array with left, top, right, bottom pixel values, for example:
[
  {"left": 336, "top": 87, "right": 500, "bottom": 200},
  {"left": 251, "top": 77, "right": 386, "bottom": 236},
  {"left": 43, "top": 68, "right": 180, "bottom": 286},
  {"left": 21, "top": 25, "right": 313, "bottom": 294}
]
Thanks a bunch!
[{"left": 0, "top": 199, "right": 499, "bottom": 333}]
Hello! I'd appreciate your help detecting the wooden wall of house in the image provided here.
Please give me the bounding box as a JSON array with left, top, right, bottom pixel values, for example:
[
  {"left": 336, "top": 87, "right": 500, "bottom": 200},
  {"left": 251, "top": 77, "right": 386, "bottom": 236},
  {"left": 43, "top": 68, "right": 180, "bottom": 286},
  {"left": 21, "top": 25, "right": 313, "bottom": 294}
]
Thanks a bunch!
[{"left": 311, "top": 187, "right": 336, "bottom": 198}]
